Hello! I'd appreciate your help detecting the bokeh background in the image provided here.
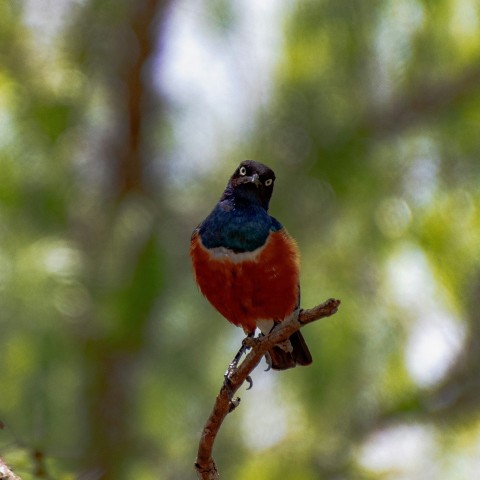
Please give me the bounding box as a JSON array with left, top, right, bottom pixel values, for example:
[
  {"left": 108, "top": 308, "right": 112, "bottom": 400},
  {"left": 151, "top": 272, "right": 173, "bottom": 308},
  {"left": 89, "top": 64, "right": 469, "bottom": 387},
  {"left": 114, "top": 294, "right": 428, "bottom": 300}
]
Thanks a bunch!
[{"left": 1, "top": 0, "right": 480, "bottom": 478}]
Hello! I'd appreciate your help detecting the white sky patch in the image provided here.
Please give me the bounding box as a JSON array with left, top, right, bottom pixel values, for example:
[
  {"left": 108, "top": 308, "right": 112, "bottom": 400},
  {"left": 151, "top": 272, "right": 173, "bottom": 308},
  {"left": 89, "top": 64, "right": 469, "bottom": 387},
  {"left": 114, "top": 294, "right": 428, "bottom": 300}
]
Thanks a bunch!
[
  {"left": 373, "top": 0, "right": 425, "bottom": 104},
  {"left": 405, "top": 311, "right": 466, "bottom": 387},
  {"left": 241, "top": 373, "right": 293, "bottom": 451},
  {"left": 22, "top": 0, "right": 84, "bottom": 46},
  {"left": 30, "top": 239, "right": 83, "bottom": 278},
  {"left": 157, "top": 0, "right": 288, "bottom": 180},
  {"left": 359, "top": 424, "right": 438, "bottom": 477},
  {"left": 386, "top": 245, "right": 466, "bottom": 388},
  {"left": 401, "top": 134, "right": 441, "bottom": 207}
]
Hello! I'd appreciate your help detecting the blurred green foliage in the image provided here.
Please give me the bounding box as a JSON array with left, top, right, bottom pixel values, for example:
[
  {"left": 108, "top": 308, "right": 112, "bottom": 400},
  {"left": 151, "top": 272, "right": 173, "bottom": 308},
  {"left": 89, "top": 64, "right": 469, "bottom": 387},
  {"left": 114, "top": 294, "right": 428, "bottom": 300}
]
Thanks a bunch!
[{"left": 1, "top": 0, "right": 480, "bottom": 479}]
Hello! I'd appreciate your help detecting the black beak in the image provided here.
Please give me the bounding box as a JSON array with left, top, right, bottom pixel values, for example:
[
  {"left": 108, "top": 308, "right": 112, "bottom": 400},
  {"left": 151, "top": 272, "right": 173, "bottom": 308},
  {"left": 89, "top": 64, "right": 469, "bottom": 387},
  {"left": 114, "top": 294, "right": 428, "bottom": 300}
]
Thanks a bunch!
[
  {"left": 250, "top": 173, "right": 260, "bottom": 187},
  {"left": 234, "top": 173, "right": 261, "bottom": 188}
]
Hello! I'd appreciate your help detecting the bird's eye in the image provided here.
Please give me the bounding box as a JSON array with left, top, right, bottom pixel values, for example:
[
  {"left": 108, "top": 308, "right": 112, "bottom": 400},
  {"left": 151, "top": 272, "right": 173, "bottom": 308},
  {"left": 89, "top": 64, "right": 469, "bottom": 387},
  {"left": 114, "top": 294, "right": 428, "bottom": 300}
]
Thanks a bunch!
[
  {"left": 265, "top": 178, "right": 273, "bottom": 186},
  {"left": 239, "top": 166, "right": 247, "bottom": 176}
]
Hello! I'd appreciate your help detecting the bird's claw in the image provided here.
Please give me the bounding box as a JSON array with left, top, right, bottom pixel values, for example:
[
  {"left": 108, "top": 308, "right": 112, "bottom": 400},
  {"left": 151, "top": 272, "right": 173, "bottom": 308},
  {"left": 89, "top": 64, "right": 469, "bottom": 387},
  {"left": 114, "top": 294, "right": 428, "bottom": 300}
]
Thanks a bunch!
[
  {"left": 229, "top": 397, "right": 241, "bottom": 412},
  {"left": 264, "top": 351, "right": 272, "bottom": 371},
  {"left": 224, "top": 365, "right": 254, "bottom": 392}
]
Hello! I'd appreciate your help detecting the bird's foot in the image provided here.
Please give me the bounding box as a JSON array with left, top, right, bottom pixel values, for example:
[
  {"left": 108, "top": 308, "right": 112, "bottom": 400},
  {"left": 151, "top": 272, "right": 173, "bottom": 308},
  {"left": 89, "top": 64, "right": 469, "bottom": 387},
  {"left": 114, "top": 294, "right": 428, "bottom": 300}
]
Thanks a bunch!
[
  {"left": 224, "top": 362, "right": 254, "bottom": 391},
  {"left": 223, "top": 332, "right": 257, "bottom": 392},
  {"left": 228, "top": 396, "right": 241, "bottom": 412},
  {"left": 255, "top": 333, "right": 272, "bottom": 371}
]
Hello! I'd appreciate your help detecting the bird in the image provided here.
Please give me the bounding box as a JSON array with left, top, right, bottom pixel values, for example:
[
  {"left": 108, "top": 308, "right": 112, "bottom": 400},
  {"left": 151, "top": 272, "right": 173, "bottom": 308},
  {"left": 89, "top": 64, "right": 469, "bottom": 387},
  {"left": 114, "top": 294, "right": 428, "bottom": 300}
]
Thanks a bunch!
[{"left": 190, "top": 160, "right": 312, "bottom": 371}]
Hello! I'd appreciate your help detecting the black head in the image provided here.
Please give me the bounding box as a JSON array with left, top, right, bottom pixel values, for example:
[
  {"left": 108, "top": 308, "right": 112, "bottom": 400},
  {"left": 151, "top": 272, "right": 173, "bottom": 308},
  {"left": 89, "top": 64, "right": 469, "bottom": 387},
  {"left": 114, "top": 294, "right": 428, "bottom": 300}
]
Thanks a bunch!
[{"left": 222, "top": 160, "right": 276, "bottom": 210}]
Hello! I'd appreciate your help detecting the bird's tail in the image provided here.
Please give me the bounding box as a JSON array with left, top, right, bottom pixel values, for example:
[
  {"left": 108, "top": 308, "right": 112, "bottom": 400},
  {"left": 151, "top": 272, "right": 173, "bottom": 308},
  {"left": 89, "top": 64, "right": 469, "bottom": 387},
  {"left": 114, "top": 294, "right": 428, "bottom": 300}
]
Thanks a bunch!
[{"left": 267, "top": 330, "right": 312, "bottom": 370}]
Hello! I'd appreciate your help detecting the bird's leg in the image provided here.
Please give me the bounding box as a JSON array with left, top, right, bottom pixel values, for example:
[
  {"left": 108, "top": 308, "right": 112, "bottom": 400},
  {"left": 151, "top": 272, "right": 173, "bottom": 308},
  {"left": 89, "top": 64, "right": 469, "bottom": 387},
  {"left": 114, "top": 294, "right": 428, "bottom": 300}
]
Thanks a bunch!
[
  {"left": 224, "top": 331, "right": 255, "bottom": 391},
  {"left": 255, "top": 332, "right": 272, "bottom": 371}
]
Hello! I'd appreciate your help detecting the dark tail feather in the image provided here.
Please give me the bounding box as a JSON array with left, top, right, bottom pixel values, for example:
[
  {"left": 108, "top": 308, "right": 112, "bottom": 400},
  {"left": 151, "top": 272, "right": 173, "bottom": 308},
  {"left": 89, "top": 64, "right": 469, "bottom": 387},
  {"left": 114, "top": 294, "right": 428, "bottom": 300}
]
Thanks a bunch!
[
  {"left": 290, "top": 330, "right": 313, "bottom": 366},
  {"left": 268, "top": 330, "right": 313, "bottom": 370}
]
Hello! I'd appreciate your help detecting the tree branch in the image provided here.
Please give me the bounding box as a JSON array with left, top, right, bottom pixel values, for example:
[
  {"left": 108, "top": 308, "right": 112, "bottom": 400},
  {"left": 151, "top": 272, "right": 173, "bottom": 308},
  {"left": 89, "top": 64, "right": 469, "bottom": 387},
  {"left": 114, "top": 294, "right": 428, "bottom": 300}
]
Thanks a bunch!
[
  {"left": 0, "top": 457, "right": 22, "bottom": 480},
  {"left": 194, "top": 298, "right": 341, "bottom": 480}
]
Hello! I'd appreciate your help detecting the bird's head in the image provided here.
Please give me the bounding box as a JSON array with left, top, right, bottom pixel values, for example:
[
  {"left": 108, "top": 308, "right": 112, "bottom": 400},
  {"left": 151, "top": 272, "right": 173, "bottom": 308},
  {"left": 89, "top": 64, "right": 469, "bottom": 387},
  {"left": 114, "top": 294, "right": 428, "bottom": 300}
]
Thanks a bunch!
[{"left": 223, "top": 160, "right": 276, "bottom": 210}]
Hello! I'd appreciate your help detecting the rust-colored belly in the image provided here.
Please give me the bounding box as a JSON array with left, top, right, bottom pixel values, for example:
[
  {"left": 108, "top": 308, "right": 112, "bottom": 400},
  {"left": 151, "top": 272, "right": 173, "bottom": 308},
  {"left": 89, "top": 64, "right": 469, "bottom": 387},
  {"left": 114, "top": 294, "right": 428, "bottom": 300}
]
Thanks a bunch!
[{"left": 190, "top": 229, "right": 300, "bottom": 333}]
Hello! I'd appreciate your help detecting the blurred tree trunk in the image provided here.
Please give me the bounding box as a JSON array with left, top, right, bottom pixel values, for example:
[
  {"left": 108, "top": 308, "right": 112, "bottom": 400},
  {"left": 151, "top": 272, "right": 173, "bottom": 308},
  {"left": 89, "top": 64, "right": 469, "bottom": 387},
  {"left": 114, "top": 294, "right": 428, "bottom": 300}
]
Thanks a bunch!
[{"left": 72, "top": 1, "right": 171, "bottom": 477}]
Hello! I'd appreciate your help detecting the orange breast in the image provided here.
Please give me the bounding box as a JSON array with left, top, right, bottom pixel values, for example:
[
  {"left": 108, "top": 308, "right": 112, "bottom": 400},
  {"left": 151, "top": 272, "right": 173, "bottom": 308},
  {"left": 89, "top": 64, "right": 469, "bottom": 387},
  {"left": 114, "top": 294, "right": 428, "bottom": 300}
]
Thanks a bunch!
[{"left": 190, "top": 229, "right": 300, "bottom": 334}]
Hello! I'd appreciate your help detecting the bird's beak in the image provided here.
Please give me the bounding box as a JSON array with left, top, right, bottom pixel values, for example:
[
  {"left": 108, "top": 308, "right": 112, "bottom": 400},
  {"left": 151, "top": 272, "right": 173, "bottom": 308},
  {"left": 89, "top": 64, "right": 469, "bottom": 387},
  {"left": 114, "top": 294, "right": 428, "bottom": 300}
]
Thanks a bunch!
[
  {"left": 250, "top": 173, "right": 261, "bottom": 187},
  {"left": 235, "top": 173, "right": 261, "bottom": 188}
]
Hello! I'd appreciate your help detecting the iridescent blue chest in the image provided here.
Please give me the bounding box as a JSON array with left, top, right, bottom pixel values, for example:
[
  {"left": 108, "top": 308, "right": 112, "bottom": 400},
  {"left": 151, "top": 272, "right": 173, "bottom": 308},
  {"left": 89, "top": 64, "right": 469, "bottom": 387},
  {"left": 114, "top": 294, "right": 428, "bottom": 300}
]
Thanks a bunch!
[{"left": 198, "top": 199, "right": 282, "bottom": 253}]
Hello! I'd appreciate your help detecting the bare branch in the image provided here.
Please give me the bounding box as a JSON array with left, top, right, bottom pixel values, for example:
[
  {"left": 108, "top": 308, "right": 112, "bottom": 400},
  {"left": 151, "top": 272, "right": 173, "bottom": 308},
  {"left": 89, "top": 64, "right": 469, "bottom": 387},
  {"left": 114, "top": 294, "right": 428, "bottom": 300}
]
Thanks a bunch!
[
  {"left": 194, "top": 298, "right": 341, "bottom": 479},
  {"left": 0, "top": 457, "right": 22, "bottom": 480}
]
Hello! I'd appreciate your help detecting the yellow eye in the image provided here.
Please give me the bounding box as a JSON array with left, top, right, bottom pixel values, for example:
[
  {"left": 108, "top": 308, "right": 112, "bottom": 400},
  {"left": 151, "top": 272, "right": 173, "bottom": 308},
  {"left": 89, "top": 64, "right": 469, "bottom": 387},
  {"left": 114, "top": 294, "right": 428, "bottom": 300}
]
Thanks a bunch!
[
  {"left": 239, "top": 166, "right": 247, "bottom": 176},
  {"left": 265, "top": 178, "right": 273, "bottom": 186}
]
